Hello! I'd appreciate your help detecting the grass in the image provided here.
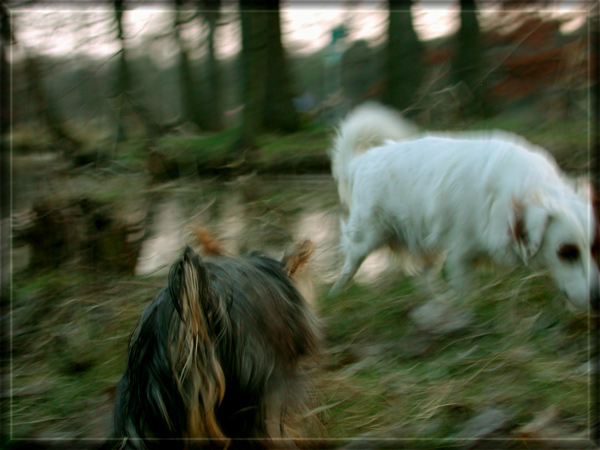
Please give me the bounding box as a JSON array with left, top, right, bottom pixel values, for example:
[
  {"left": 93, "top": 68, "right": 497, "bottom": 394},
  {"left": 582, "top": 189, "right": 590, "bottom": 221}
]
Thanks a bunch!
[
  {"left": 9, "top": 214, "right": 592, "bottom": 445},
  {"left": 317, "top": 268, "right": 591, "bottom": 441},
  {"left": 158, "top": 128, "right": 239, "bottom": 164},
  {"left": 8, "top": 113, "right": 595, "bottom": 445},
  {"left": 12, "top": 112, "right": 591, "bottom": 177},
  {"left": 10, "top": 268, "right": 164, "bottom": 438},
  {"left": 256, "top": 125, "right": 333, "bottom": 164},
  {"left": 429, "top": 113, "right": 592, "bottom": 174},
  {"left": 155, "top": 114, "right": 591, "bottom": 175}
]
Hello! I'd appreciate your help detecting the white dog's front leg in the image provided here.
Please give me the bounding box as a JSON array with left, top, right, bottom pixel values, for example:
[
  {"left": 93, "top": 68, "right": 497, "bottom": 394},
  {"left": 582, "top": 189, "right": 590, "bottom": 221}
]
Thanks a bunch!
[{"left": 444, "top": 252, "right": 474, "bottom": 299}]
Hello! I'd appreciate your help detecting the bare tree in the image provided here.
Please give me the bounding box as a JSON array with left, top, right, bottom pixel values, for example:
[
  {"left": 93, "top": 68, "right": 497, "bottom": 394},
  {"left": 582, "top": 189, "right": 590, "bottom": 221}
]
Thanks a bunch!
[
  {"left": 452, "top": 0, "right": 484, "bottom": 116},
  {"left": 236, "top": 0, "right": 298, "bottom": 152},
  {"left": 168, "top": 0, "right": 224, "bottom": 131},
  {"left": 1, "top": 1, "right": 13, "bottom": 303},
  {"left": 589, "top": 4, "right": 598, "bottom": 191},
  {"left": 113, "top": 0, "right": 129, "bottom": 140},
  {"left": 1, "top": 1, "right": 13, "bottom": 142},
  {"left": 24, "top": 56, "right": 82, "bottom": 153},
  {"left": 237, "top": 1, "right": 268, "bottom": 151},
  {"left": 261, "top": 0, "right": 298, "bottom": 132},
  {"left": 112, "top": 0, "right": 164, "bottom": 140},
  {"left": 174, "top": 0, "right": 203, "bottom": 129},
  {"left": 200, "top": 0, "right": 224, "bottom": 131},
  {"left": 385, "top": 0, "right": 423, "bottom": 114}
]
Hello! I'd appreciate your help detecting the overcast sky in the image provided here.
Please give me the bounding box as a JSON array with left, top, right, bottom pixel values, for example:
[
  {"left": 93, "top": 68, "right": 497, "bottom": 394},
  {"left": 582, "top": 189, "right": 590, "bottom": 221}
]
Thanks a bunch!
[{"left": 10, "top": 3, "right": 588, "bottom": 63}]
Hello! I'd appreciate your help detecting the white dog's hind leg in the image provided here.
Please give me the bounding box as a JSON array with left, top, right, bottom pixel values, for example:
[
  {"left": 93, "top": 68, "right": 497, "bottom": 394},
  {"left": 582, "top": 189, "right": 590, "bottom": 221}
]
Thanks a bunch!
[
  {"left": 329, "top": 253, "right": 366, "bottom": 296},
  {"left": 415, "top": 255, "right": 445, "bottom": 295},
  {"left": 329, "top": 219, "right": 386, "bottom": 296}
]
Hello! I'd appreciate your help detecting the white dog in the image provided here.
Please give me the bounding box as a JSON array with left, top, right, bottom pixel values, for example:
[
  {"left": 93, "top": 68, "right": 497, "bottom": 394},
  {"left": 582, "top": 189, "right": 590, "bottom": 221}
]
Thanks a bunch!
[{"left": 329, "top": 103, "right": 599, "bottom": 311}]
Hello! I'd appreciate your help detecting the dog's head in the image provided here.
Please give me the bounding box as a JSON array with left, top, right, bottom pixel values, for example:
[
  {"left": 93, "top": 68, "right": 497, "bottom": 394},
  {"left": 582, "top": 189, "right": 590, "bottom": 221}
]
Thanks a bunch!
[{"left": 510, "top": 190, "right": 600, "bottom": 311}]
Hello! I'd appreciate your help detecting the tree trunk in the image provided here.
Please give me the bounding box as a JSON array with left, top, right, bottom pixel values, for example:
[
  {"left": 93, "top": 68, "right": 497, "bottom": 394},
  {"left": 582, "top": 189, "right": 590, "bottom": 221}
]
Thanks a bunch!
[
  {"left": 112, "top": 0, "right": 163, "bottom": 140},
  {"left": 1, "top": 0, "right": 13, "bottom": 326},
  {"left": 591, "top": 7, "right": 599, "bottom": 193},
  {"left": 236, "top": 3, "right": 269, "bottom": 152},
  {"left": 174, "top": 0, "right": 203, "bottom": 129},
  {"left": 201, "top": 0, "right": 224, "bottom": 131},
  {"left": 262, "top": 0, "right": 298, "bottom": 132},
  {"left": 113, "top": 0, "right": 129, "bottom": 141},
  {"left": 385, "top": 0, "right": 423, "bottom": 115},
  {"left": 235, "top": 0, "right": 299, "bottom": 152},
  {"left": 452, "top": 0, "right": 484, "bottom": 117},
  {"left": 24, "top": 57, "right": 81, "bottom": 153},
  {"left": 1, "top": 2, "right": 11, "bottom": 142}
]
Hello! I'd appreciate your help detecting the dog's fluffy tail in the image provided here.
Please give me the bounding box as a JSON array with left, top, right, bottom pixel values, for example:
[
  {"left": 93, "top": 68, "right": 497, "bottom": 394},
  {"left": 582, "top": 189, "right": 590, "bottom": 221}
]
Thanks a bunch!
[{"left": 330, "top": 102, "right": 418, "bottom": 208}]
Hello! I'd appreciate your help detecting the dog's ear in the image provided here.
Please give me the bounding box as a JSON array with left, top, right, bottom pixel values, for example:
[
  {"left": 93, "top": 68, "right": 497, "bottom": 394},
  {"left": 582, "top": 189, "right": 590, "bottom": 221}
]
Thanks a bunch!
[
  {"left": 283, "top": 240, "right": 315, "bottom": 276},
  {"left": 191, "top": 225, "right": 225, "bottom": 256},
  {"left": 169, "top": 246, "right": 209, "bottom": 320},
  {"left": 510, "top": 201, "right": 550, "bottom": 265},
  {"left": 168, "top": 246, "right": 227, "bottom": 439},
  {"left": 574, "top": 179, "right": 600, "bottom": 263},
  {"left": 574, "top": 177, "right": 594, "bottom": 201}
]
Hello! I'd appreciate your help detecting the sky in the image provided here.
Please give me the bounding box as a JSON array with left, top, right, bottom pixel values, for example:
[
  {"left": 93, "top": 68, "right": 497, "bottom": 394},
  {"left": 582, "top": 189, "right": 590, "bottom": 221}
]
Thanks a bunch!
[{"left": 11, "top": 2, "right": 589, "bottom": 63}]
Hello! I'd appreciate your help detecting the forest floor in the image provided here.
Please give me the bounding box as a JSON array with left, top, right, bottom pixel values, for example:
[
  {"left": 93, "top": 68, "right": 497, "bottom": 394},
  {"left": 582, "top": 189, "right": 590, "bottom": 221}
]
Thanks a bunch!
[
  {"left": 11, "top": 109, "right": 592, "bottom": 177},
  {"left": 6, "top": 112, "right": 598, "bottom": 449}
]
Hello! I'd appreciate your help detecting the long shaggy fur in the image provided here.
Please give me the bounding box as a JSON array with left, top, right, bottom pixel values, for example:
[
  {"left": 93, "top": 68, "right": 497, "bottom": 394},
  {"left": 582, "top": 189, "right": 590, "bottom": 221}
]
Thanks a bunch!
[
  {"left": 330, "top": 102, "right": 418, "bottom": 209},
  {"left": 329, "top": 103, "right": 599, "bottom": 310},
  {"left": 112, "top": 243, "right": 319, "bottom": 449}
]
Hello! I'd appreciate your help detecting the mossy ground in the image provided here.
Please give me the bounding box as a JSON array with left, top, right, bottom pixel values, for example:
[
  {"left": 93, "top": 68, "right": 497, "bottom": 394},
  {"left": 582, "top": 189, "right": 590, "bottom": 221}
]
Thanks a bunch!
[{"left": 7, "top": 114, "right": 595, "bottom": 446}]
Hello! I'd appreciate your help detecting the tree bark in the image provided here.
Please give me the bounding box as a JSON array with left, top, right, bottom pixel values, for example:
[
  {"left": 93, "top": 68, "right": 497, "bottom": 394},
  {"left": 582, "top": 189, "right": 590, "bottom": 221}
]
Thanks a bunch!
[
  {"left": 1, "top": 1, "right": 11, "bottom": 142},
  {"left": 201, "top": 0, "right": 224, "bottom": 131},
  {"left": 24, "top": 57, "right": 81, "bottom": 153},
  {"left": 262, "top": 0, "right": 298, "bottom": 132},
  {"left": 452, "top": 0, "right": 484, "bottom": 117},
  {"left": 236, "top": 2, "right": 268, "bottom": 151},
  {"left": 174, "top": 0, "right": 204, "bottom": 129},
  {"left": 385, "top": 0, "right": 423, "bottom": 115},
  {"left": 235, "top": 0, "right": 299, "bottom": 153},
  {"left": 112, "top": 0, "right": 164, "bottom": 140},
  {"left": 113, "top": 0, "right": 129, "bottom": 141}
]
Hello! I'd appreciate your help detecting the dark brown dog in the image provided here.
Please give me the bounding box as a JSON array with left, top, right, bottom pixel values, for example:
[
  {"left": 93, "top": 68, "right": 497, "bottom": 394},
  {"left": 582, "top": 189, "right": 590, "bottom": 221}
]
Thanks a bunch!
[{"left": 111, "top": 239, "right": 319, "bottom": 449}]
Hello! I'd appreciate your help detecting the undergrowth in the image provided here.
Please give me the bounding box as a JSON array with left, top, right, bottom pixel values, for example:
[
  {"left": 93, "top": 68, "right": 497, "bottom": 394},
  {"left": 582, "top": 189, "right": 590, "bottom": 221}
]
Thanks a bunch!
[
  {"left": 9, "top": 264, "right": 591, "bottom": 442},
  {"left": 8, "top": 113, "right": 594, "bottom": 445}
]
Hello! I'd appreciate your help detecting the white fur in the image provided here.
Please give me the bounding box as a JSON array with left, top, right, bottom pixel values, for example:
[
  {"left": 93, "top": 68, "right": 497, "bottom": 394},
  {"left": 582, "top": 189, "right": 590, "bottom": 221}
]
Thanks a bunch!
[{"left": 329, "top": 103, "right": 599, "bottom": 310}]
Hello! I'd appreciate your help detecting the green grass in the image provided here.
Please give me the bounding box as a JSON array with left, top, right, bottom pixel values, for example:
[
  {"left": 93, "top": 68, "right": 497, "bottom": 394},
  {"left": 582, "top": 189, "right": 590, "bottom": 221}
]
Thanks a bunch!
[
  {"left": 158, "top": 128, "right": 239, "bottom": 164},
  {"left": 106, "top": 124, "right": 333, "bottom": 176},
  {"left": 256, "top": 125, "right": 333, "bottom": 164},
  {"left": 9, "top": 247, "right": 591, "bottom": 443},
  {"left": 150, "top": 115, "right": 590, "bottom": 175},
  {"left": 13, "top": 113, "right": 590, "bottom": 178},
  {"left": 318, "top": 269, "right": 590, "bottom": 440},
  {"left": 10, "top": 268, "right": 164, "bottom": 438},
  {"left": 8, "top": 114, "right": 594, "bottom": 444},
  {"left": 428, "top": 113, "right": 591, "bottom": 174}
]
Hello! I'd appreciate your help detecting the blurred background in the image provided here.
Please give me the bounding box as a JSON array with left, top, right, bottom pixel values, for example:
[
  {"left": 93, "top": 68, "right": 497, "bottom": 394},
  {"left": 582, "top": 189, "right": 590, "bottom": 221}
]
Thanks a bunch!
[{"left": 3, "top": 0, "right": 598, "bottom": 447}]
